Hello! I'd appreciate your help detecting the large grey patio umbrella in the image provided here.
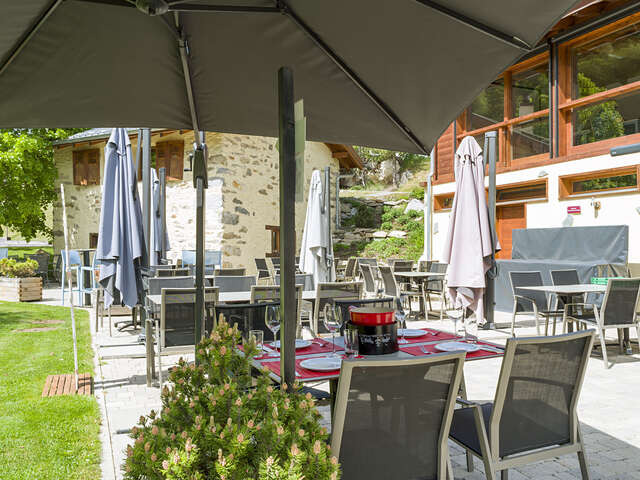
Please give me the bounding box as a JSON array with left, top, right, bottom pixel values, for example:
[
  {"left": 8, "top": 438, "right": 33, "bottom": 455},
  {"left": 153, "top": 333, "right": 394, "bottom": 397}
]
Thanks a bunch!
[
  {"left": 149, "top": 168, "right": 170, "bottom": 266},
  {"left": 96, "top": 128, "right": 147, "bottom": 309},
  {"left": 0, "top": 0, "right": 580, "bottom": 385}
]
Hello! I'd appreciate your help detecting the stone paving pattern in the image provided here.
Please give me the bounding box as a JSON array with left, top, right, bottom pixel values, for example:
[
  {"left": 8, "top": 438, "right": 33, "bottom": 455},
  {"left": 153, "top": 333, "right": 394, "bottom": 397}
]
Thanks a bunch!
[{"left": 39, "top": 288, "right": 640, "bottom": 479}]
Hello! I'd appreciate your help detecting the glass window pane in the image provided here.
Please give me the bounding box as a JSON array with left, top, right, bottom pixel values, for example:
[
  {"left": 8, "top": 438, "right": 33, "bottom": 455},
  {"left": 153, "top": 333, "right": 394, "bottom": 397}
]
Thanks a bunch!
[
  {"left": 512, "top": 65, "right": 549, "bottom": 117},
  {"left": 497, "top": 183, "right": 546, "bottom": 202},
  {"left": 511, "top": 117, "right": 550, "bottom": 159},
  {"left": 573, "top": 24, "right": 640, "bottom": 99},
  {"left": 572, "top": 173, "right": 637, "bottom": 193},
  {"left": 573, "top": 90, "right": 640, "bottom": 146},
  {"left": 466, "top": 80, "right": 504, "bottom": 130}
]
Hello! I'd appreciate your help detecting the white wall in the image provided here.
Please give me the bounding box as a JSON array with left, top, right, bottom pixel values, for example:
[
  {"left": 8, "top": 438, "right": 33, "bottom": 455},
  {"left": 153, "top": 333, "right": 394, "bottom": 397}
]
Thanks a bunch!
[{"left": 431, "top": 150, "right": 640, "bottom": 262}]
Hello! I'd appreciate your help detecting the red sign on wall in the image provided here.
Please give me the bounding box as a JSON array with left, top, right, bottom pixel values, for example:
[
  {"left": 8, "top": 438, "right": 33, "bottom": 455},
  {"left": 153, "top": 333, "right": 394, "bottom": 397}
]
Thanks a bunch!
[{"left": 567, "top": 206, "right": 581, "bottom": 215}]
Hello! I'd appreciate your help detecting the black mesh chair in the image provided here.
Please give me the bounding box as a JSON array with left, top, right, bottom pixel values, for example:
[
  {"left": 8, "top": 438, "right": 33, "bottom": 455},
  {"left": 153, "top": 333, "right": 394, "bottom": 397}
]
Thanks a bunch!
[
  {"left": 26, "top": 253, "right": 50, "bottom": 286},
  {"left": 360, "top": 264, "right": 380, "bottom": 298},
  {"left": 143, "top": 276, "right": 194, "bottom": 330},
  {"left": 313, "top": 281, "right": 363, "bottom": 335},
  {"left": 423, "top": 262, "right": 448, "bottom": 320},
  {"left": 215, "top": 268, "right": 246, "bottom": 276},
  {"left": 379, "top": 265, "right": 420, "bottom": 316},
  {"left": 563, "top": 278, "right": 640, "bottom": 369},
  {"left": 212, "top": 275, "right": 256, "bottom": 293},
  {"left": 331, "top": 352, "right": 466, "bottom": 480},
  {"left": 275, "top": 273, "right": 314, "bottom": 291},
  {"left": 215, "top": 301, "right": 280, "bottom": 341},
  {"left": 172, "top": 267, "right": 191, "bottom": 277},
  {"left": 155, "top": 287, "right": 218, "bottom": 386},
  {"left": 332, "top": 296, "right": 394, "bottom": 335},
  {"left": 156, "top": 268, "right": 175, "bottom": 277},
  {"left": 418, "top": 260, "right": 433, "bottom": 272},
  {"left": 391, "top": 259, "right": 414, "bottom": 272},
  {"left": 254, "top": 258, "right": 270, "bottom": 281},
  {"left": 551, "top": 269, "right": 581, "bottom": 310},
  {"left": 251, "top": 284, "right": 304, "bottom": 335},
  {"left": 338, "top": 257, "right": 357, "bottom": 281},
  {"left": 509, "top": 271, "right": 562, "bottom": 337},
  {"left": 449, "top": 330, "right": 594, "bottom": 480}
]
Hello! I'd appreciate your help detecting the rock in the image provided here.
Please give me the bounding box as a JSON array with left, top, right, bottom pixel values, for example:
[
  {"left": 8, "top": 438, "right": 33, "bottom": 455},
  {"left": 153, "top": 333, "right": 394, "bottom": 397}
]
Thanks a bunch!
[
  {"left": 378, "top": 159, "right": 398, "bottom": 183},
  {"left": 222, "top": 212, "right": 239, "bottom": 225},
  {"left": 372, "top": 231, "right": 388, "bottom": 238},
  {"left": 388, "top": 230, "right": 407, "bottom": 238},
  {"left": 350, "top": 207, "right": 357, "bottom": 216},
  {"left": 399, "top": 170, "right": 413, "bottom": 185},
  {"left": 235, "top": 206, "right": 250, "bottom": 215},
  {"left": 384, "top": 199, "right": 407, "bottom": 206},
  {"left": 404, "top": 198, "right": 424, "bottom": 213}
]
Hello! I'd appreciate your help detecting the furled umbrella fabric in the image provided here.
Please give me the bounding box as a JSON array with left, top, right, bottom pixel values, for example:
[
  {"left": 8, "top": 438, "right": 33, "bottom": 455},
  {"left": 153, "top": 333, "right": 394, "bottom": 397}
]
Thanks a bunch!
[
  {"left": 442, "top": 136, "right": 499, "bottom": 322},
  {"left": 299, "top": 169, "right": 335, "bottom": 285},
  {"left": 96, "top": 128, "right": 147, "bottom": 308},
  {"left": 149, "top": 168, "right": 170, "bottom": 266}
]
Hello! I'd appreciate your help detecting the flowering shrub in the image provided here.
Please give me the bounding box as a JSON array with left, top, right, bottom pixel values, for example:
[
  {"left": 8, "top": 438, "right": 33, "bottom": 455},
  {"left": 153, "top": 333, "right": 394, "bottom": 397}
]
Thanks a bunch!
[
  {"left": 0, "top": 258, "right": 38, "bottom": 278},
  {"left": 123, "top": 318, "right": 340, "bottom": 480}
]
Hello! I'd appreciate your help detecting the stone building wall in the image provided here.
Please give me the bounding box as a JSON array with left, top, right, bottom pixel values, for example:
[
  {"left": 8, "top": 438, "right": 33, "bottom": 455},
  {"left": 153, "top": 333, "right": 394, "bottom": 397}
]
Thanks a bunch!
[{"left": 53, "top": 131, "right": 339, "bottom": 274}]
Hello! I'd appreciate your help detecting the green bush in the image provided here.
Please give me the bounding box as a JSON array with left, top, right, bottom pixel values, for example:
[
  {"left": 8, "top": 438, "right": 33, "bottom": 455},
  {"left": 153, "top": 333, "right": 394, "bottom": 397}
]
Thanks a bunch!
[
  {"left": 380, "top": 221, "right": 393, "bottom": 231},
  {"left": 380, "top": 207, "right": 403, "bottom": 224},
  {"left": 409, "top": 187, "right": 425, "bottom": 201},
  {"left": 0, "top": 258, "right": 38, "bottom": 278},
  {"left": 342, "top": 202, "right": 376, "bottom": 229},
  {"left": 123, "top": 319, "right": 340, "bottom": 480}
]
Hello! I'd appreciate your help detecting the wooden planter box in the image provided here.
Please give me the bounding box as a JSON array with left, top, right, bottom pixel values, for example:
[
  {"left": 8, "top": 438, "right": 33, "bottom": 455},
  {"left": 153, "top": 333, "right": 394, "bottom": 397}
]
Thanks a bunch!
[{"left": 0, "top": 277, "right": 42, "bottom": 302}]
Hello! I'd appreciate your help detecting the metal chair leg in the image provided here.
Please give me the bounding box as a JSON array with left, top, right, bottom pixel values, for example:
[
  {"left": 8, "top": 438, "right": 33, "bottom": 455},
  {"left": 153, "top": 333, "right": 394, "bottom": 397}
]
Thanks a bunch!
[
  {"left": 511, "top": 305, "right": 517, "bottom": 337},
  {"left": 501, "top": 469, "right": 509, "bottom": 480},
  {"left": 598, "top": 327, "right": 610, "bottom": 369}
]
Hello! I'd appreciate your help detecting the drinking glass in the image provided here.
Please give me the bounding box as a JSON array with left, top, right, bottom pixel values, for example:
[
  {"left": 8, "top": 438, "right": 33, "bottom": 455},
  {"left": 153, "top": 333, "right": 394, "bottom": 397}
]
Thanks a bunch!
[
  {"left": 247, "top": 329, "right": 264, "bottom": 357},
  {"left": 464, "top": 314, "right": 478, "bottom": 344},
  {"left": 344, "top": 328, "right": 359, "bottom": 357},
  {"left": 395, "top": 297, "right": 408, "bottom": 344},
  {"left": 265, "top": 305, "right": 281, "bottom": 350},
  {"left": 446, "top": 308, "right": 464, "bottom": 336},
  {"left": 323, "top": 304, "right": 343, "bottom": 357}
]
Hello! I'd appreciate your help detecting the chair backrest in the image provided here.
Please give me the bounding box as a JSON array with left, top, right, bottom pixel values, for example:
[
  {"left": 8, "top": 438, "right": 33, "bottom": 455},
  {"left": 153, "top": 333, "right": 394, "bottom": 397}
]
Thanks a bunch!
[
  {"left": 251, "top": 284, "right": 303, "bottom": 325},
  {"left": 418, "top": 260, "right": 432, "bottom": 272},
  {"left": 271, "top": 257, "right": 280, "bottom": 266},
  {"left": 509, "top": 271, "right": 548, "bottom": 312},
  {"left": 181, "top": 250, "right": 196, "bottom": 266},
  {"left": 26, "top": 253, "right": 49, "bottom": 274},
  {"left": 146, "top": 276, "right": 194, "bottom": 295},
  {"left": 254, "top": 258, "right": 270, "bottom": 279},
  {"left": 60, "top": 249, "right": 82, "bottom": 266},
  {"left": 600, "top": 278, "right": 640, "bottom": 326},
  {"left": 182, "top": 250, "right": 222, "bottom": 268},
  {"left": 360, "top": 264, "right": 377, "bottom": 295},
  {"left": 314, "top": 281, "right": 363, "bottom": 322},
  {"left": 215, "top": 301, "right": 280, "bottom": 339},
  {"left": 213, "top": 275, "right": 256, "bottom": 293},
  {"left": 160, "top": 287, "right": 219, "bottom": 348},
  {"left": 344, "top": 257, "right": 357, "bottom": 278},
  {"left": 490, "top": 331, "right": 594, "bottom": 458},
  {"left": 0, "top": 248, "right": 7, "bottom": 259},
  {"left": 153, "top": 264, "right": 175, "bottom": 271},
  {"left": 357, "top": 258, "right": 377, "bottom": 268},
  {"left": 391, "top": 259, "right": 414, "bottom": 272},
  {"left": 550, "top": 269, "right": 579, "bottom": 286},
  {"left": 266, "top": 257, "right": 278, "bottom": 278},
  {"left": 156, "top": 268, "right": 175, "bottom": 277},
  {"left": 215, "top": 268, "right": 246, "bottom": 276},
  {"left": 379, "top": 265, "right": 399, "bottom": 298},
  {"left": 275, "top": 273, "right": 315, "bottom": 291},
  {"left": 331, "top": 352, "right": 465, "bottom": 480},
  {"left": 172, "top": 267, "right": 190, "bottom": 276},
  {"left": 333, "top": 296, "right": 394, "bottom": 335},
  {"left": 429, "top": 261, "right": 447, "bottom": 274}
]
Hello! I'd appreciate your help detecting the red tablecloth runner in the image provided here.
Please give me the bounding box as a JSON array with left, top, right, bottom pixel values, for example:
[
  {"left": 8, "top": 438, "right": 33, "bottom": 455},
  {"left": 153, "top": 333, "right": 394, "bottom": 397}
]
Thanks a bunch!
[
  {"left": 398, "top": 328, "right": 459, "bottom": 344},
  {"left": 239, "top": 338, "right": 342, "bottom": 360},
  {"left": 400, "top": 341, "right": 504, "bottom": 359},
  {"left": 260, "top": 357, "right": 342, "bottom": 380}
]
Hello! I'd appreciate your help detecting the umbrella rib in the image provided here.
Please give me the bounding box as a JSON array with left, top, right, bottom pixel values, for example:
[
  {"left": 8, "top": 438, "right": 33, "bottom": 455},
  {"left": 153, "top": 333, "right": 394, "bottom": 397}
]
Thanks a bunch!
[
  {"left": 412, "top": 0, "right": 531, "bottom": 51},
  {"left": 276, "top": 1, "right": 429, "bottom": 154},
  {"left": 168, "top": 4, "right": 280, "bottom": 13},
  {"left": 0, "top": 0, "right": 64, "bottom": 79}
]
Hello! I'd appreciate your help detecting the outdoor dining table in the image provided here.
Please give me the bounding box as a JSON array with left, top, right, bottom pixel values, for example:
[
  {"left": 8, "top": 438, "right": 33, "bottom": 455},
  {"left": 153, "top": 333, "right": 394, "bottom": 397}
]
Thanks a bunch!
[
  {"left": 393, "top": 271, "right": 446, "bottom": 280},
  {"left": 146, "top": 289, "right": 317, "bottom": 306},
  {"left": 518, "top": 284, "right": 606, "bottom": 332}
]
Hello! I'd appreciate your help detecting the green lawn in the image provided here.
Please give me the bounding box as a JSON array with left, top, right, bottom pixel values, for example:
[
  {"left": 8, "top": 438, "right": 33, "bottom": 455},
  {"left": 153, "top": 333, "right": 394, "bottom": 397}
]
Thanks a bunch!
[
  {"left": 0, "top": 301, "right": 101, "bottom": 480},
  {"left": 6, "top": 246, "right": 54, "bottom": 258}
]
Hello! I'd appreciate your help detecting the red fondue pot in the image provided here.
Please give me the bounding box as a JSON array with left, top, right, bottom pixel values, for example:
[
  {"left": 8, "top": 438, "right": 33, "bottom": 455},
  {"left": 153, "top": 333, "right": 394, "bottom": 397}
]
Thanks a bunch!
[{"left": 349, "top": 306, "right": 395, "bottom": 326}]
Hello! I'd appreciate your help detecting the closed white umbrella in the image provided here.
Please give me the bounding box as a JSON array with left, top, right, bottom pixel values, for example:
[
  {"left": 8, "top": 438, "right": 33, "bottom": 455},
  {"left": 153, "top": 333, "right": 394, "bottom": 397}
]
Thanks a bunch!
[
  {"left": 442, "top": 136, "right": 499, "bottom": 322},
  {"left": 299, "top": 170, "right": 335, "bottom": 285},
  {"left": 149, "top": 169, "right": 170, "bottom": 266}
]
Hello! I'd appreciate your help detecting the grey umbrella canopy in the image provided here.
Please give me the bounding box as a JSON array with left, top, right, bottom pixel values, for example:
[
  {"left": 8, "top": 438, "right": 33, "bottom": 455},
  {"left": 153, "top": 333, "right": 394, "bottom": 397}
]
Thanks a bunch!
[
  {"left": 0, "top": 0, "right": 578, "bottom": 154},
  {"left": 96, "top": 128, "right": 147, "bottom": 308}
]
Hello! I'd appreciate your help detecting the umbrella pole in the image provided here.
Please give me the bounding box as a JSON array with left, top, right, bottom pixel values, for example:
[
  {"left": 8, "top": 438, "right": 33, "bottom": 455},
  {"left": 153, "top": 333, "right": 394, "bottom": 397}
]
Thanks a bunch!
[
  {"left": 60, "top": 184, "right": 79, "bottom": 392},
  {"left": 278, "top": 66, "right": 297, "bottom": 389},
  {"left": 159, "top": 167, "right": 167, "bottom": 260},
  {"left": 192, "top": 133, "right": 208, "bottom": 358},
  {"left": 483, "top": 131, "right": 498, "bottom": 329}
]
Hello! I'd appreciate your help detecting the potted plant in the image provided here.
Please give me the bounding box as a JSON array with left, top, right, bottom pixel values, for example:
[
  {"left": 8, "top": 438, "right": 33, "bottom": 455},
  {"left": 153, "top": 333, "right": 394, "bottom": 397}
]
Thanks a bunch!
[
  {"left": 0, "top": 258, "right": 42, "bottom": 302},
  {"left": 123, "top": 318, "right": 341, "bottom": 480}
]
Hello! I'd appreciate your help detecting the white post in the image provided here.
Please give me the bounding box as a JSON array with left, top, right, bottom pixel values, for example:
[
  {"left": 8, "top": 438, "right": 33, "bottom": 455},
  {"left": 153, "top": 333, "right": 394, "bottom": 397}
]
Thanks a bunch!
[
  {"left": 420, "top": 148, "right": 435, "bottom": 262},
  {"left": 60, "top": 184, "right": 79, "bottom": 392}
]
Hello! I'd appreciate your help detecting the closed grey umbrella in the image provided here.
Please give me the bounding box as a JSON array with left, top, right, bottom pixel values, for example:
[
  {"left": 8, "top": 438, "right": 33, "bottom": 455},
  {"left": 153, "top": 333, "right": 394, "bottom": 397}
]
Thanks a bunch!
[
  {"left": 96, "top": 128, "right": 147, "bottom": 308},
  {"left": 442, "top": 136, "right": 499, "bottom": 323},
  {"left": 149, "top": 168, "right": 170, "bottom": 266}
]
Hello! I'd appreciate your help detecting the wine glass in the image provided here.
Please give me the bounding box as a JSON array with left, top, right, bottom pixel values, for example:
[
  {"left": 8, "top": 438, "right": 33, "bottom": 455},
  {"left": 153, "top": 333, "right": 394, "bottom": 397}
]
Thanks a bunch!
[
  {"left": 323, "top": 304, "right": 343, "bottom": 357},
  {"left": 464, "top": 313, "right": 478, "bottom": 344},
  {"left": 395, "top": 297, "right": 408, "bottom": 344},
  {"left": 265, "top": 305, "right": 281, "bottom": 354},
  {"left": 446, "top": 307, "right": 464, "bottom": 337}
]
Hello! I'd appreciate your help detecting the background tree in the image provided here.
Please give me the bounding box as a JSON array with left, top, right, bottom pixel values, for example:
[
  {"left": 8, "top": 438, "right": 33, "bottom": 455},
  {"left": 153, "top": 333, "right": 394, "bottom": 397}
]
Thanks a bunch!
[
  {"left": 0, "top": 128, "right": 85, "bottom": 241},
  {"left": 353, "top": 146, "right": 427, "bottom": 187}
]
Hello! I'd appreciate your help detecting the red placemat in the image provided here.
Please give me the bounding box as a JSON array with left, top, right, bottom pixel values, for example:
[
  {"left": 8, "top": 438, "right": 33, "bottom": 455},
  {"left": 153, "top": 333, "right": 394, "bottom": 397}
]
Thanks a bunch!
[
  {"left": 400, "top": 340, "right": 504, "bottom": 359},
  {"left": 239, "top": 338, "right": 342, "bottom": 360},
  {"left": 260, "top": 357, "right": 342, "bottom": 380},
  {"left": 399, "top": 328, "right": 459, "bottom": 345}
]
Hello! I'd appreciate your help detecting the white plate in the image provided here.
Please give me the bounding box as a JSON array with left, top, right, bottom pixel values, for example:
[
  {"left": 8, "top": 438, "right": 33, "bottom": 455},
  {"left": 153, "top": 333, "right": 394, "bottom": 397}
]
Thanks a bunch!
[
  {"left": 272, "top": 339, "right": 312, "bottom": 350},
  {"left": 398, "top": 328, "right": 428, "bottom": 338},
  {"left": 435, "top": 341, "right": 481, "bottom": 353},
  {"left": 300, "top": 357, "right": 342, "bottom": 372}
]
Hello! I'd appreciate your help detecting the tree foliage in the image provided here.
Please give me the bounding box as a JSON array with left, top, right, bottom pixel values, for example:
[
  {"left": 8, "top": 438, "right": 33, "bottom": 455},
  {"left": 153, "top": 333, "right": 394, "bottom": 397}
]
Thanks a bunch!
[{"left": 0, "top": 129, "right": 84, "bottom": 241}]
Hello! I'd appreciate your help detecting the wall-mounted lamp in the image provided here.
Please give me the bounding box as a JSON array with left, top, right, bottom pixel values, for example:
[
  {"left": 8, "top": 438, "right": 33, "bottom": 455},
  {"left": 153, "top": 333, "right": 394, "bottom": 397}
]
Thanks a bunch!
[
  {"left": 636, "top": 206, "right": 640, "bottom": 215},
  {"left": 562, "top": 214, "right": 574, "bottom": 227},
  {"left": 184, "top": 152, "right": 194, "bottom": 172},
  {"left": 590, "top": 196, "right": 601, "bottom": 218},
  {"left": 538, "top": 170, "right": 549, "bottom": 178}
]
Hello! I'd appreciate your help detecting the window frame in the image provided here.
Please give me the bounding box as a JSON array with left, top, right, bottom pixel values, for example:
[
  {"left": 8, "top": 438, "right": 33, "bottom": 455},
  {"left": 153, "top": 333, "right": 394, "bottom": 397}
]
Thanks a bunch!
[
  {"left": 558, "top": 165, "right": 640, "bottom": 199},
  {"left": 72, "top": 148, "right": 100, "bottom": 186}
]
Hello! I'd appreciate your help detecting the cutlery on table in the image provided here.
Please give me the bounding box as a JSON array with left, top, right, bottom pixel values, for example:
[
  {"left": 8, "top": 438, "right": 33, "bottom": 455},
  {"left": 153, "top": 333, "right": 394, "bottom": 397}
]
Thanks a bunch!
[{"left": 419, "top": 346, "right": 431, "bottom": 355}]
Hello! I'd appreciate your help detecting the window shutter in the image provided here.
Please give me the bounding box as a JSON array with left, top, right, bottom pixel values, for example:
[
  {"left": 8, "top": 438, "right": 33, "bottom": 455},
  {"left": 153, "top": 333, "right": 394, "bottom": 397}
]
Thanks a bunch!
[
  {"left": 87, "top": 150, "right": 100, "bottom": 185},
  {"left": 72, "top": 151, "right": 82, "bottom": 185},
  {"left": 156, "top": 142, "right": 168, "bottom": 175},
  {"left": 168, "top": 141, "right": 184, "bottom": 180}
]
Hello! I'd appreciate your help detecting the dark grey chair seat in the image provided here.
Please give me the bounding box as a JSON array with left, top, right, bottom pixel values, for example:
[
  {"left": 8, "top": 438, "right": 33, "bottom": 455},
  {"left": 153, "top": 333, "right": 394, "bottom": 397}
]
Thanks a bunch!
[{"left": 450, "top": 402, "right": 492, "bottom": 456}]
